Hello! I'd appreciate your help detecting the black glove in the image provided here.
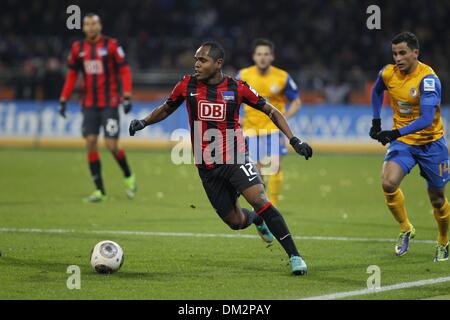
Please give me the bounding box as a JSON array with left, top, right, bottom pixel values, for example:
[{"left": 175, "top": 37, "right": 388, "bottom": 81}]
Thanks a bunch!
[
  {"left": 129, "top": 119, "right": 146, "bottom": 136},
  {"left": 59, "top": 101, "right": 66, "bottom": 118},
  {"left": 369, "top": 118, "right": 381, "bottom": 140},
  {"left": 121, "top": 97, "right": 132, "bottom": 114},
  {"left": 376, "top": 130, "right": 401, "bottom": 146},
  {"left": 290, "top": 137, "right": 313, "bottom": 160}
]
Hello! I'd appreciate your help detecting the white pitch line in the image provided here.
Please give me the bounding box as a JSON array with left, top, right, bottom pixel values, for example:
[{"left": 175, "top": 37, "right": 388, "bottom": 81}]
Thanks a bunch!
[
  {"left": 0, "top": 227, "right": 436, "bottom": 244},
  {"left": 1, "top": 227, "right": 445, "bottom": 300},
  {"left": 302, "top": 276, "right": 450, "bottom": 300}
]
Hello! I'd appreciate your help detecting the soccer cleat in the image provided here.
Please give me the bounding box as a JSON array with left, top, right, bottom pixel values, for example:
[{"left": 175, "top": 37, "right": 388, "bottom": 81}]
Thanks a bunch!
[
  {"left": 289, "top": 255, "right": 307, "bottom": 276},
  {"left": 433, "top": 243, "right": 449, "bottom": 262},
  {"left": 395, "top": 227, "right": 416, "bottom": 256},
  {"left": 125, "top": 174, "right": 137, "bottom": 198},
  {"left": 83, "top": 190, "right": 106, "bottom": 203},
  {"left": 255, "top": 221, "right": 274, "bottom": 244}
]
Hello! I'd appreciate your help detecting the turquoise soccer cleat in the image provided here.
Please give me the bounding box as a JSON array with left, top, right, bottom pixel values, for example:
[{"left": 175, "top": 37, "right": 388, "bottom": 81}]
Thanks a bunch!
[
  {"left": 289, "top": 255, "right": 307, "bottom": 276},
  {"left": 255, "top": 221, "right": 274, "bottom": 244}
]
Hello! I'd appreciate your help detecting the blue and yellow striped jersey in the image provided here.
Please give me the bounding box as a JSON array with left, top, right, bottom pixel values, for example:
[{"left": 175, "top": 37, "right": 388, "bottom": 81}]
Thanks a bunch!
[
  {"left": 237, "top": 66, "right": 299, "bottom": 135},
  {"left": 376, "top": 62, "right": 443, "bottom": 145}
]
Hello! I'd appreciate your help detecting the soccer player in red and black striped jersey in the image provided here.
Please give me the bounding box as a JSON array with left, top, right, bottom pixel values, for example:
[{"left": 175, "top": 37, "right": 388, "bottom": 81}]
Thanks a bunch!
[
  {"left": 59, "top": 13, "right": 136, "bottom": 202},
  {"left": 129, "top": 42, "right": 313, "bottom": 275}
]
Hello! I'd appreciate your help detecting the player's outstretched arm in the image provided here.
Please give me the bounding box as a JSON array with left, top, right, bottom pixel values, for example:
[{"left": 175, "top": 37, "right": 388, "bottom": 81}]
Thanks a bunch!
[
  {"left": 370, "top": 71, "right": 386, "bottom": 140},
  {"left": 261, "top": 102, "right": 313, "bottom": 160},
  {"left": 284, "top": 97, "right": 302, "bottom": 119},
  {"left": 129, "top": 103, "right": 176, "bottom": 136},
  {"left": 261, "top": 102, "right": 294, "bottom": 139}
]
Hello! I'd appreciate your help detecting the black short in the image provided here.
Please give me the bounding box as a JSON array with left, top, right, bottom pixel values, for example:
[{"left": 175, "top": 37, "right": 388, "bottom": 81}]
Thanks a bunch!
[
  {"left": 198, "top": 160, "right": 263, "bottom": 218},
  {"left": 82, "top": 107, "right": 120, "bottom": 139}
]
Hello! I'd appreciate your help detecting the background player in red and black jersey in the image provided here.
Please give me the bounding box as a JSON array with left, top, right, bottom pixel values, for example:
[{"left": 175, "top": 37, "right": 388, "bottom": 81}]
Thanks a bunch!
[
  {"left": 59, "top": 13, "right": 137, "bottom": 202},
  {"left": 129, "top": 42, "right": 313, "bottom": 275}
]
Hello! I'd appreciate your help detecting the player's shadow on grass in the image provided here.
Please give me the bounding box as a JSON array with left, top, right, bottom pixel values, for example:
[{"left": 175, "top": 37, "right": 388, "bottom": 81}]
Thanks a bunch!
[
  {"left": 1, "top": 256, "right": 173, "bottom": 279},
  {"left": 0, "top": 256, "right": 77, "bottom": 273},
  {"left": 0, "top": 256, "right": 79, "bottom": 283},
  {"left": 113, "top": 271, "right": 174, "bottom": 280},
  {"left": 186, "top": 255, "right": 287, "bottom": 275}
]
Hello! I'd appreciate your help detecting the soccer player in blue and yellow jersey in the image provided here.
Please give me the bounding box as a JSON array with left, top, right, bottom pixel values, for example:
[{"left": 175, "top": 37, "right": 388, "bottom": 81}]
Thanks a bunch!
[
  {"left": 237, "top": 39, "right": 303, "bottom": 207},
  {"left": 370, "top": 32, "right": 449, "bottom": 262}
]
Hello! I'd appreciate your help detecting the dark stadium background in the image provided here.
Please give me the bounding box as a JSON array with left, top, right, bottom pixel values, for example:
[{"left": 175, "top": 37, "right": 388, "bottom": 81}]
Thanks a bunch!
[
  {"left": 1, "top": 0, "right": 450, "bottom": 302},
  {"left": 0, "top": 0, "right": 449, "bottom": 104}
]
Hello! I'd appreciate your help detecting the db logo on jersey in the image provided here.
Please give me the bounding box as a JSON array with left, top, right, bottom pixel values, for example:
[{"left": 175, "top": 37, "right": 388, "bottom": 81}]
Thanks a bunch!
[
  {"left": 84, "top": 60, "right": 104, "bottom": 74},
  {"left": 198, "top": 100, "right": 226, "bottom": 121}
]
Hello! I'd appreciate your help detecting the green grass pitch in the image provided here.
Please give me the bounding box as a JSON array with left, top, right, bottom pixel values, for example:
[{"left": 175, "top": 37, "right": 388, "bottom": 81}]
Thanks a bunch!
[{"left": 0, "top": 148, "right": 449, "bottom": 299}]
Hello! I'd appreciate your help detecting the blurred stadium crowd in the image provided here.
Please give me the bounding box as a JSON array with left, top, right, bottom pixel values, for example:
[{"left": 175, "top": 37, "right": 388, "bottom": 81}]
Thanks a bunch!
[{"left": 0, "top": 0, "right": 449, "bottom": 103}]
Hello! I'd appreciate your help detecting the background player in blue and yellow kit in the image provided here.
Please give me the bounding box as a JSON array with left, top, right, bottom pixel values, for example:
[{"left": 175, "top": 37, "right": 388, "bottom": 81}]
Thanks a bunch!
[
  {"left": 237, "top": 39, "right": 303, "bottom": 207},
  {"left": 370, "top": 32, "right": 449, "bottom": 262}
]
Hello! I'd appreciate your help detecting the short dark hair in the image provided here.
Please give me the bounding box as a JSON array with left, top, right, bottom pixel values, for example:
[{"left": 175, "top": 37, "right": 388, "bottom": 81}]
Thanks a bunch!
[
  {"left": 252, "top": 38, "right": 275, "bottom": 54},
  {"left": 392, "top": 31, "right": 419, "bottom": 50},
  {"left": 84, "top": 12, "right": 101, "bottom": 21},
  {"left": 201, "top": 41, "right": 225, "bottom": 61}
]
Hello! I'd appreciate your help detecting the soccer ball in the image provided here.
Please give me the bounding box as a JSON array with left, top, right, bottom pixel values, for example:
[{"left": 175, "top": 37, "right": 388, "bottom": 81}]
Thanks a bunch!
[{"left": 90, "top": 240, "right": 124, "bottom": 274}]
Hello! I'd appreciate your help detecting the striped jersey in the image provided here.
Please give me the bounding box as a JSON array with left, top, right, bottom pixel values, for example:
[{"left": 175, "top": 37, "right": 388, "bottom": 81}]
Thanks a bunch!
[
  {"left": 61, "top": 35, "right": 131, "bottom": 107},
  {"left": 165, "top": 75, "right": 267, "bottom": 169}
]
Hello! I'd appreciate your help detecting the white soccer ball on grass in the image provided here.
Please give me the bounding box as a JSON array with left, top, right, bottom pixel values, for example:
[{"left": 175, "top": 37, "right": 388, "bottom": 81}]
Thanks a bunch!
[{"left": 90, "top": 240, "right": 124, "bottom": 274}]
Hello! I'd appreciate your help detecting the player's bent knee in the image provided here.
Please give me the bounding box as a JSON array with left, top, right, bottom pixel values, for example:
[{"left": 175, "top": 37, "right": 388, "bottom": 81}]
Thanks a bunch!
[
  {"left": 382, "top": 179, "right": 399, "bottom": 193},
  {"left": 433, "top": 200, "right": 445, "bottom": 209},
  {"left": 250, "top": 195, "right": 270, "bottom": 212},
  {"left": 222, "top": 209, "right": 245, "bottom": 230},
  {"left": 223, "top": 217, "right": 243, "bottom": 230},
  {"left": 227, "top": 223, "right": 242, "bottom": 230},
  {"left": 430, "top": 195, "right": 445, "bottom": 209}
]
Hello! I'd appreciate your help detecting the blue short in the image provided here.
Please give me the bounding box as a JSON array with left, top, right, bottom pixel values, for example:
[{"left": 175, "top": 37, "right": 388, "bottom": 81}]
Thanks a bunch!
[
  {"left": 246, "top": 132, "right": 288, "bottom": 162},
  {"left": 384, "top": 137, "right": 449, "bottom": 189}
]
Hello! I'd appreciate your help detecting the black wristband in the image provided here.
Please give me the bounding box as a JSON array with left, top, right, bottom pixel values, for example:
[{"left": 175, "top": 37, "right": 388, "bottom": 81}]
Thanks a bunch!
[{"left": 372, "top": 118, "right": 381, "bottom": 126}]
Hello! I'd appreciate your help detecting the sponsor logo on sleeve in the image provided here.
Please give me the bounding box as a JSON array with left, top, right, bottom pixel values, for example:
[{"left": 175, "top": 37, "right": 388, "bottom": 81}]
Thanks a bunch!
[{"left": 423, "top": 78, "right": 436, "bottom": 92}]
